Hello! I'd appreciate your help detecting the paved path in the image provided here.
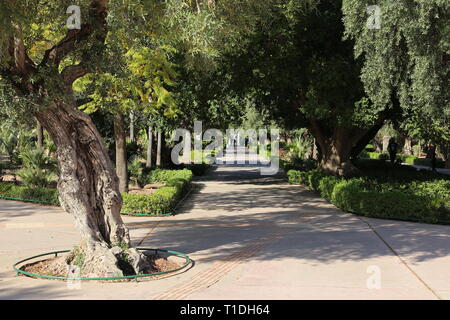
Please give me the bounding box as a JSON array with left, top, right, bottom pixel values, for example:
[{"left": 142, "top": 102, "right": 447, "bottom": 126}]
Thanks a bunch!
[{"left": 1, "top": 157, "right": 450, "bottom": 299}]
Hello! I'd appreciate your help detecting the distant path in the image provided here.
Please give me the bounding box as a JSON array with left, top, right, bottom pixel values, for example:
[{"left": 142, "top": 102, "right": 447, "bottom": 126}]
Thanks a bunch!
[{"left": 1, "top": 153, "right": 450, "bottom": 299}]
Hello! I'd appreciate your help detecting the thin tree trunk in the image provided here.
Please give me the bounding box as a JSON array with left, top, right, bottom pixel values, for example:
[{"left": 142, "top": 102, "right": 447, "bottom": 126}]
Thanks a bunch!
[
  {"left": 129, "top": 111, "right": 135, "bottom": 142},
  {"left": 36, "top": 120, "right": 44, "bottom": 148},
  {"left": 403, "top": 137, "right": 413, "bottom": 156},
  {"left": 36, "top": 101, "right": 149, "bottom": 278},
  {"left": 156, "top": 131, "right": 162, "bottom": 167},
  {"left": 146, "top": 125, "right": 153, "bottom": 168},
  {"left": 114, "top": 112, "right": 128, "bottom": 193}
]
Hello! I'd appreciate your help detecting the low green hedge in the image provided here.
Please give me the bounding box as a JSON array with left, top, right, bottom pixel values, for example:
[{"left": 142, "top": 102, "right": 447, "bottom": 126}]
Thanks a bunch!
[
  {"left": 122, "top": 175, "right": 192, "bottom": 215},
  {"left": 288, "top": 169, "right": 450, "bottom": 224},
  {"left": 0, "top": 169, "right": 193, "bottom": 215},
  {"left": 143, "top": 168, "right": 193, "bottom": 185},
  {"left": 0, "top": 182, "right": 59, "bottom": 205},
  {"left": 404, "top": 156, "right": 445, "bottom": 168}
]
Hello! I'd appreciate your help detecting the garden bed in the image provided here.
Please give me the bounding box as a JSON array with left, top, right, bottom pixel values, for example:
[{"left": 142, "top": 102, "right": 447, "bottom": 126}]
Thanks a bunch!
[
  {"left": 0, "top": 169, "right": 193, "bottom": 216},
  {"left": 287, "top": 162, "right": 450, "bottom": 225}
]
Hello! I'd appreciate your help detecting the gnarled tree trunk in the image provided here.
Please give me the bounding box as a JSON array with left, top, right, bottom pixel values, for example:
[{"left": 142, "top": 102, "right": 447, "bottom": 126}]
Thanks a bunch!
[
  {"left": 309, "top": 117, "right": 385, "bottom": 176},
  {"left": 36, "top": 101, "right": 149, "bottom": 278}
]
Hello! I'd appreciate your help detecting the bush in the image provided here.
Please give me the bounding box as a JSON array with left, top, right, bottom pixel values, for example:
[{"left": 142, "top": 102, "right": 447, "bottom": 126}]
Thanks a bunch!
[
  {"left": 143, "top": 168, "right": 193, "bottom": 185},
  {"left": 187, "top": 163, "right": 211, "bottom": 176},
  {"left": 0, "top": 182, "right": 59, "bottom": 205},
  {"left": 0, "top": 168, "right": 194, "bottom": 215},
  {"left": 318, "top": 176, "right": 340, "bottom": 200},
  {"left": 122, "top": 170, "right": 192, "bottom": 214},
  {"left": 405, "top": 156, "right": 445, "bottom": 168},
  {"left": 378, "top": 153, "right": 389, "bottom": 161},
  {"left": 16, "top": 148, "right": 56, "bottom": 188},
  {"left": 128, "top": 156, "right": 144, "bottom": 187},
  {"left": 287, "top": 168, "right": 450, "bottom": 224}
]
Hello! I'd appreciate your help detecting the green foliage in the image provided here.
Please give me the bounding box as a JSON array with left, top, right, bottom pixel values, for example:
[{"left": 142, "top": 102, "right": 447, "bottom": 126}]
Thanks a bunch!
[
  {"left": 186, "top": 163, "right": 211, "bottom": 176},
  {"left": 404, "top": 156, "right": 445, "bottom": 168},
  {"left": 287, "top": 165, "right": 450, "bottom": 224},
  {"left": 143, "top": 168, "right": 193, "bottom": 185},
  {"left": 122, "top": 169, "right": 192, "bottom": 214},
  {"left": 128, "top": 156, "right": 144, "bottom": 187},
  {"left": 0, "top": 182, "right": 59, "bottom": 205},
  {"left": 342, "top": 0, "right": 450, "bottom": 153},
  {"left": 16, "top": 148, "right": 56, "bottom": 188},
  {"left": 0, "top": 168, "right": 193, "bottom": 215},
  {"left": 71, "top": 246, "right": 86, "bottom": 269}
]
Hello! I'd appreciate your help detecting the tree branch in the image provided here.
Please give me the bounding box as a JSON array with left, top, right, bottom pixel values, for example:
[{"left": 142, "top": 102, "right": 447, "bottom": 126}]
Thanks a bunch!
[
  {"left": 41, "top": 0, "right": 108, "bottom": 76},
  {"left": 61, "top": 64, "right": 89, "bottom": 86}
]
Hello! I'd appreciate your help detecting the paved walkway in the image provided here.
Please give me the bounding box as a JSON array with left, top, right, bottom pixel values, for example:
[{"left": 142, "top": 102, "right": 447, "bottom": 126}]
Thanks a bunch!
[{"left": 1, "top": 156, "right": 450, "bottom": 299}]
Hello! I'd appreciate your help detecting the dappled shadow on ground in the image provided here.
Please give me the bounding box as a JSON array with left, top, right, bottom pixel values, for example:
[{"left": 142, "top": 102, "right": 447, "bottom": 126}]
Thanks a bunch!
[
  {"left": 0, "top": 271, "right": 72, "bottom": 300},
  {"left": 129, "top": 200, "right": 450, "bottom": 266},
  {"left": 0, "top": 200, "right": 62, "bottom": 223},
  {"left": 2, "top": 159, "right": 450, "bottom": 298}
]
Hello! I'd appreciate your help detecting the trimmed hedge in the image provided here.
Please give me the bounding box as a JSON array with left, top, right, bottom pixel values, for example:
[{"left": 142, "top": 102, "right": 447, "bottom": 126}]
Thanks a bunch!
[
  {"left": 0, "top": 182, "right": 59, "bottom": 205},
  {"left": 404, "top": 155, "right": 445, "bottom": 168},
  {"left": 143, "top": 168, "right": 192, "bottom": 184},
  {"left": 288, "top": 169, "right": 450, "bottom": 224},
  {"left": 0, "top": 169, "right": 193, "bottom": 215},
  {"left": 122, "top": 173, "right": 192, "bottom": 215}
]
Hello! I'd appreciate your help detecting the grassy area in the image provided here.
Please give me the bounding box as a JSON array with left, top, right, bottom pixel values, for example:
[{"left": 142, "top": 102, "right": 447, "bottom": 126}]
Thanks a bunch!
[{"left": 287, "top": 159, "right": 450, "bottom": 225}]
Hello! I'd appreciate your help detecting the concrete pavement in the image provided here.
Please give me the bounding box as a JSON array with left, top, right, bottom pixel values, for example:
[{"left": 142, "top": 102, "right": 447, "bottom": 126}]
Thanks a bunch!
[{"left": 1, "top": 156, "right": 450, "bottom": 299}]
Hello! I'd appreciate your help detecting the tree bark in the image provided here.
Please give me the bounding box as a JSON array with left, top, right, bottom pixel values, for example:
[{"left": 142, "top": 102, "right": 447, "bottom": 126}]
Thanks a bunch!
[
  {"left": 445, "top": 145, "right": 450, "bottom": 169},
  {"left": 36, "top": 101, "right": 149, "bottom": 277},
  {"left": 114, "top": 113, "right": 128, "bottom": 193},
  {"left": 403, "top": 137, "right": 413, "bottom": 156},
  {"left": 36, "top": 119, "right": 44, "bottom": 148},
  {"left": 156, "top": 131, "right": 162, "bottom": 167},
  {"left": 146, "top": 125, "right": 153, "bottom": 168},
  {"left": 308, "top": 118, "right": 384, "bottom": 176},
  {"left": 129, "top": 111, "right": 135, "bottom": 142},
  {"left": 2, "top": 0, "right": 151, "bottom": 278}
]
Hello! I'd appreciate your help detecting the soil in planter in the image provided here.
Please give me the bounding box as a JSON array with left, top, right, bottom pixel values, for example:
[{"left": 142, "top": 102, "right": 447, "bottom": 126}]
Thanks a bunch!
[{"left": 20, "top": 252, "right": 181, "bottom": 281}]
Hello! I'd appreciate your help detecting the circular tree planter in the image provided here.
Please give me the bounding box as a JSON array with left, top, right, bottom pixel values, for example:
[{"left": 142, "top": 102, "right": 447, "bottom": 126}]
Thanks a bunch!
[
  {"left": 14, "top": 248, "right": 191, "bottom": 282},
  {"left": 121, "top": 212, "right": 174, "bottom": 217}
]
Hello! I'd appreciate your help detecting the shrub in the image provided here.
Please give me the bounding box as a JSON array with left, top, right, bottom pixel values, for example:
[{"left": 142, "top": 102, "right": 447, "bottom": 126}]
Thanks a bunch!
[
  {"left": 123, "top": 168, "right": 193, "bottom": 214},
  {"left": 187, "top": 163, "right": 211, "bottom": 176},
  {"left": 287, "top": 168, "right": 450, "bottom": 224},
  {"left": 16, "top": 148, "right": 56, "bottom": 188},
  {"left": 404, "top": 155, "right": 445, "bottom": 168},
  {"left": 0, "top": 182, "right": 59, "bottom": 205},
  {"left": 0, "top": 168, "right": 194, "bottom": 215},
  {"left": 308, "top": 170, "right": 326, "bottom": 191},
  {"left": 128, "top": 156, "right": 144, "bottom": 187},
  {"left": 378, "top": 153, "right": 389, "bottom": 161},
  {"left": 318, "top": 176, "right": 340, "bottom": 200},
  {"left": 143, "top": 168, "right": 192, "bottom": 185},
  {"left": 122, "top": 177, "right": 191, "bottom": 214}
]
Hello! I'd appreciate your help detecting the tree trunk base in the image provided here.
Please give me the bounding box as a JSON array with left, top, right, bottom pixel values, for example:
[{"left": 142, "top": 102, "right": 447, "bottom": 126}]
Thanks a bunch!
[
  {"left": 66, "top": 244, "right": 152, "bottom": 278},
  {"left": 320, "top": 160, "right": 359, "bottom": 177}
]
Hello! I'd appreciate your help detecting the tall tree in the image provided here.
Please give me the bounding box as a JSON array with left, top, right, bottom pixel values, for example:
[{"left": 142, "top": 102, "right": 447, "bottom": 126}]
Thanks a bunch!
[{"left": 342, "top": 0, "right": 450, "bottom": 166}]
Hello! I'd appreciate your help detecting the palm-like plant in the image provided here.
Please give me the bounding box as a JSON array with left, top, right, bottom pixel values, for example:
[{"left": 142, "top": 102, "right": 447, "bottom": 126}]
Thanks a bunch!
[
  {"left": 0, "top": 129, "right": 18, "bottom": 163},
  {"left": 16, "top": 148, "right": 57, "bottom": 188},
  {"left": 128, "top": 156, "right": 144, "bottom": 188}
]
